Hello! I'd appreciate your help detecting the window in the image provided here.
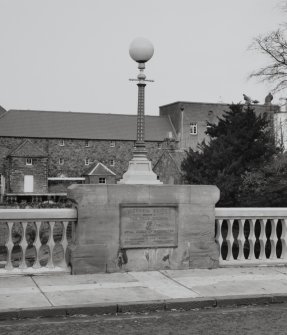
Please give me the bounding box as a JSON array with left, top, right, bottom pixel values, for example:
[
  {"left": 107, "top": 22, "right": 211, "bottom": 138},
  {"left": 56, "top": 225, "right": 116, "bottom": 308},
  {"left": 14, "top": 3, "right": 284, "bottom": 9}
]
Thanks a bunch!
[
  {"left": 85, "top": 140, "right": 89, "bottom": 147},
  {"left": 190, "top": 122, "right": 198, "bottom": 135},
  {"left": 59, "top": 139, "right": 65, "bottom": 146},
  {"left": 59, "top": 158, "right": 64, "bottom": 165},
  {"left": 110, "top": 141, "right": 115, "bottom": 147},
  {"left": 109, "top": 159, "right": 115, "bottom": 166},
  {"left": 99, "top": 177, "right": 106, "bottom": 184},
  {"left": 85, "top": 158, "right": 90, "bottom": 165},
  {"left": 26, "top": 158, "right": 32, "bottom": 165}
]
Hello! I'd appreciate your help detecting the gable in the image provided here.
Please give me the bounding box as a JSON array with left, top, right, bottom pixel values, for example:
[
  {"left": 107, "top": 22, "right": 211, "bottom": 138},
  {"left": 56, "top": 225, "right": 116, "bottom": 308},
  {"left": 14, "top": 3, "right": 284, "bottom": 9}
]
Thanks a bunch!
[
  {"left": 84, "top": 162, "right": 116, "bottom": 176},
  {"left": 8, "top": 139, "right": 47, "bottom": 157}
]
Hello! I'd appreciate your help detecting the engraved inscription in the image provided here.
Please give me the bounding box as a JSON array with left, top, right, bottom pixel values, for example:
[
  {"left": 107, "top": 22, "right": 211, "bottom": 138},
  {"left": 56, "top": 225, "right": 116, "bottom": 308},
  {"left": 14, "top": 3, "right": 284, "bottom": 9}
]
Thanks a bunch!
[{"left": 120, "top": 206, "right": 177, "bottom": 248}]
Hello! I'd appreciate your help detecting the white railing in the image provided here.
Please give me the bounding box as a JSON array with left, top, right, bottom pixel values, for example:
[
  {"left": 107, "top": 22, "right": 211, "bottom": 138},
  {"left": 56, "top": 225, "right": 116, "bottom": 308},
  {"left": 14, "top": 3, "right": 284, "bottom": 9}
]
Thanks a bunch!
[
  {"left": 0, "top": 208, "right": 77, "bottom": 275},
  {"left": 215, "top": 208, "right": 287, "bottom": 267}
]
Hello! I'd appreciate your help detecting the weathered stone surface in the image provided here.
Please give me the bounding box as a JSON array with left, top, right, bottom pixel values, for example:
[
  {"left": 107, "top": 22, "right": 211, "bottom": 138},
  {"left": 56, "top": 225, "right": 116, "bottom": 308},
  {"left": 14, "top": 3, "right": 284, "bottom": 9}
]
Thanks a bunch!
[
  {"left": 68, "top": 184, "right": 220, "bottom": 274},
  {"left": 69, "top": 244, "right": 107, "bottom": 274},
  {"left": 120, "top": 205, "right": 177, "bottom": 248}
]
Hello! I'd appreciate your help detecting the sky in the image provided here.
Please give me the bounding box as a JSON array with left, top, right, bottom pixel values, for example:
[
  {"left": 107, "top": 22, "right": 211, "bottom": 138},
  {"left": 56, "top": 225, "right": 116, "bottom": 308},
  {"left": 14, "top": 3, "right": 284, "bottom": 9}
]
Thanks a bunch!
[{"left": 0, "top": 0, "right": 286, "bottom": 115}]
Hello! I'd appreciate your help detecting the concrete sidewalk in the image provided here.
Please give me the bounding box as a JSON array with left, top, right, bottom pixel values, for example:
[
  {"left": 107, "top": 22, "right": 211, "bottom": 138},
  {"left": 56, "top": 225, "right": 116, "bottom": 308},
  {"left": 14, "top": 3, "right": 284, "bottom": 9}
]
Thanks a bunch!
[{"left": 1, "top": 267, "right": 287, "bottom": 320}]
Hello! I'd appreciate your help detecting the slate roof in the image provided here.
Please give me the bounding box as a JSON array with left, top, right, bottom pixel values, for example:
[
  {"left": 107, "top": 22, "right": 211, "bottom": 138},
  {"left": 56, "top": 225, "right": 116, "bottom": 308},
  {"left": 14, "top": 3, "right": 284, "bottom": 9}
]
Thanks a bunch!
[
  {"left": 0, "top": 110, "right": 174, "bottom": 141},
  {"left": 8, "top": 139, "right": 47, "bottom": 157},
  {"left": 83, "top": 161, "right": 116, "bottom": 176},
  {"left": 0, "top": 105, "right": 6, "bottom": 116}
]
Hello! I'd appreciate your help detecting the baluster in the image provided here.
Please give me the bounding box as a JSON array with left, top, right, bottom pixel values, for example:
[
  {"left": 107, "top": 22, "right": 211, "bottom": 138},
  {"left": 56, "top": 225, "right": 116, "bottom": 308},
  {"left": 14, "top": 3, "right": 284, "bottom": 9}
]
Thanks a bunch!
[
  {"left": 19, "top": 221, "right": 28, "bottom": 269},
  {"left": 280, "top": 219, "right": 287, "bottom": 259},
  {"left": 237, "top": 219, "right": 244, "bottom": 260},
  {"left": 33, "top": 221, "right": 42, "bottom": 269},
  {"left": 60, "top": 221, "right": 69, "bottom": 268},
  {"left": 248, "top": 219, "right": 256, "bottom": 260},
  {"left": 226, "top": 219, "right": 234, "bottom": 261},
  {"left": 47, "top": 221, "right": 55, "bottom": 268},
  {"left": 215, "top": 219, "right": 223, "bottom": 261},
  {"left": 269, "top": 219, "right": 277, "bottom": 259},
  {"left": 5, "top": 221, "right": 14, "bottom": 270},
  {"left": 259, "top": 219, "right": 267, "bottom": 260}
]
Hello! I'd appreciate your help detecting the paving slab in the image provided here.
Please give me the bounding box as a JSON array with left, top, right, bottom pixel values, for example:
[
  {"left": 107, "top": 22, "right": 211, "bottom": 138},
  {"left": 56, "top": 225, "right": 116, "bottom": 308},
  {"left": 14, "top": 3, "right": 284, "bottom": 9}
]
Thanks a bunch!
[
  {"left": 129, "top": 271, "right": 199, "bottom": 299},
  {"left": 44, "top": 286, "right": 167, "bottom": 306},
  {"left": 0, "top": 267, "right": 287, "bottom": 319},
  {"left": 0, "top": 276, "right": 51, "bottom": 309},
  {"left": 33, "top": 272, "right": 137, "bottom": 287},
  {"left": 162, "top": 268, "right": 287, "bottom": 297}
]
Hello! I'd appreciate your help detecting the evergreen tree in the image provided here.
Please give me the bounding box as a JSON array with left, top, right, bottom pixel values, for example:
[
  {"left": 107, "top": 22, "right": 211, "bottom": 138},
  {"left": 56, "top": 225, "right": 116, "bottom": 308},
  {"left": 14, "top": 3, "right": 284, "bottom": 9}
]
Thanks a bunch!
[
  {"left": 239, "top": 153, "right": 287, "bottom": 207},
  {"left": 181, "top": 104, "right": 278, "bottom": 206}
]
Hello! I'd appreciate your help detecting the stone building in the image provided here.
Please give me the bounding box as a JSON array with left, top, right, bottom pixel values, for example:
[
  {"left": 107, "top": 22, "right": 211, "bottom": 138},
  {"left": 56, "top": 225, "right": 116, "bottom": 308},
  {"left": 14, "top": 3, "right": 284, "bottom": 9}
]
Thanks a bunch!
[
  {"left": 0, "top": 109, "right": 174, "bottom": 201},
  {"left": 0, "top": 100, "right": 283, "bottom": 201},
  {"left": 6, "top": 139, "right": 48, "bottom": 194}
]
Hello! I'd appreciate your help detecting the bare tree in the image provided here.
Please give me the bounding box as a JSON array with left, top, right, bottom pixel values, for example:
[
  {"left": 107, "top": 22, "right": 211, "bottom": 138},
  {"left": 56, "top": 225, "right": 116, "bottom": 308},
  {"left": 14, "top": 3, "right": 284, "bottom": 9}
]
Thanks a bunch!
[{"left": 249, "top": 29, "right": 287, "bottom": 93}]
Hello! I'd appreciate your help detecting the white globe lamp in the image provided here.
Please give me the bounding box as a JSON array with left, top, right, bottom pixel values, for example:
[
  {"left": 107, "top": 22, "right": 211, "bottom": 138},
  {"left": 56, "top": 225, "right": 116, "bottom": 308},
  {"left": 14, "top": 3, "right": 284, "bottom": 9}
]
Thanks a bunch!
[{"left": 129, "top": 37, "right": 154, "bottom": 64}]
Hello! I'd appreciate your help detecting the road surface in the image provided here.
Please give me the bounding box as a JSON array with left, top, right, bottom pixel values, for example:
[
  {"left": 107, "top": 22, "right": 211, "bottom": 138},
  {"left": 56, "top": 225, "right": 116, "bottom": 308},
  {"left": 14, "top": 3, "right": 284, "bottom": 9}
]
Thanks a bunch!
[{"left": 1, "top": 303, "right": 287, "bottom": 334}]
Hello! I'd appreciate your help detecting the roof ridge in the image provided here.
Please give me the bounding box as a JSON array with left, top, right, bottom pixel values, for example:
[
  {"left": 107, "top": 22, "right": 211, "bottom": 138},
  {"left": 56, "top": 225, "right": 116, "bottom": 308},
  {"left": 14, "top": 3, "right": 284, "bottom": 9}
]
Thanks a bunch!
[{"left": 8, "top": 109, "right": 162, "bottom": 117}]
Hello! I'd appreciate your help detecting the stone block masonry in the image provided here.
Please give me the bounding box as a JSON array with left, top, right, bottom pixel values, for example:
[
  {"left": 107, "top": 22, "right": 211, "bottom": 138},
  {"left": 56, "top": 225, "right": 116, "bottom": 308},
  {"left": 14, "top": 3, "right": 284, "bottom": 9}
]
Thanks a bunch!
[
  {"left": 0, "top": 138, "right": 164, "bottom": 182},
  {"left": 67, "top": 184, "right": 220, "bottom": 274},
  {"left": 8, "top": 157, "right": 48, "bottom": 193}
]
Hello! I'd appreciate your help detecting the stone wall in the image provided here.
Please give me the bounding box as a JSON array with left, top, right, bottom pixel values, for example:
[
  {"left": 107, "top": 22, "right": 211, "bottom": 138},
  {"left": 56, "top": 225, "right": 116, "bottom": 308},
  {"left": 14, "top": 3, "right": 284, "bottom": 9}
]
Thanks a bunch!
[
  {"left": 68, "top": 184, "right": 220, "bottom": 274},
  {"left": 8, "top": 157, "right": 48, "bottom": 193},
  {"left": 0, "top": 138, "right": 165, "bottom": 192},
  {"left": 84, "top": 175, "right": 116, "bottom": 184}
]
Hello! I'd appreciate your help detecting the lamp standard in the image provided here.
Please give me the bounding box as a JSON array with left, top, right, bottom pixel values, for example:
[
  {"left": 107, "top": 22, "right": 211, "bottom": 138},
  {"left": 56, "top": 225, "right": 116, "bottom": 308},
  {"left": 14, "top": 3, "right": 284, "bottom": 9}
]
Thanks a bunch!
[{"left": 118, "top": 37, "right": 161, "bottom": 184}]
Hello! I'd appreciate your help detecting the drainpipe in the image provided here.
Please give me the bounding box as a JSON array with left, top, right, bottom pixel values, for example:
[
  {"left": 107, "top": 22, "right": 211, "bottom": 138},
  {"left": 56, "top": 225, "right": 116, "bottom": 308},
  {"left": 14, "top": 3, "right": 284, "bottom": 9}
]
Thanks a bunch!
[{"left": 180, "top": 104, "right": 184, "bottom": 149}]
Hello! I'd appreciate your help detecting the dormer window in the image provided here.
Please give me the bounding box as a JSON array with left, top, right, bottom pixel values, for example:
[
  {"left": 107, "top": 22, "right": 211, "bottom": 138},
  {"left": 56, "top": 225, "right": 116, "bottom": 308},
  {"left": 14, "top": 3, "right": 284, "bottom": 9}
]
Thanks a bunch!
[
  {"left": 26, "top": 158, "right": 32, "bottom": 165},
  {"left": 59, "top": 139, "right": 65, "bottom": 146},
  {"left": 190, "top": 122, "right": 198, "bottom": 135}
]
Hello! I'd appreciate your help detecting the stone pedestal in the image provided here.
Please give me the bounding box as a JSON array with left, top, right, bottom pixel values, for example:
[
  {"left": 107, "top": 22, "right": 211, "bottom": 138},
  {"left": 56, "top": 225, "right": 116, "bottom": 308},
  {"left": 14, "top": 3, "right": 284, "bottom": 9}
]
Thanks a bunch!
[
  {"left": 118, "top": 154, "right": 162, "bottom": 184},
  {"left": 68, "top": 184, "right": 220, "bottom": 274}
]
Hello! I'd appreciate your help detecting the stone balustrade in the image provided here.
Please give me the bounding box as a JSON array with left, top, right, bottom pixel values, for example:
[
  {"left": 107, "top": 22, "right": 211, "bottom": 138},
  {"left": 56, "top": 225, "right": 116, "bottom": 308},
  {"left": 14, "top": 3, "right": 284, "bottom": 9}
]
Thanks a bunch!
[
  {"left": 0, "top": 208, "right": 77, "bottom": 274},
  {"left": 215, "top": 208, "right": 287, "bottom": 266},
  {"left": 1, "top": 206, "right": 287, "bottom": 275}
]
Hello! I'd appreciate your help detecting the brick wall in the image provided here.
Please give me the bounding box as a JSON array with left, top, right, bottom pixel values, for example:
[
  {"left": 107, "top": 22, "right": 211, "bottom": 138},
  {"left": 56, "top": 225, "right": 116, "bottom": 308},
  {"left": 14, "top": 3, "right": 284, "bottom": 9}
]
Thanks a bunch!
[{"left": 160, "top": 102, "right": 279, "bottom": 151}]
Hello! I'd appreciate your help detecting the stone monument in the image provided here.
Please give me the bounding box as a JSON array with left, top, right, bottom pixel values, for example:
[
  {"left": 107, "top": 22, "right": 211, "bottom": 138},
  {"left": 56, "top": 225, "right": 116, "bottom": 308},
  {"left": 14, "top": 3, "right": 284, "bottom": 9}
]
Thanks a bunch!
[{"left": 67, "top": 38, "right": 220, "bottom": 274}]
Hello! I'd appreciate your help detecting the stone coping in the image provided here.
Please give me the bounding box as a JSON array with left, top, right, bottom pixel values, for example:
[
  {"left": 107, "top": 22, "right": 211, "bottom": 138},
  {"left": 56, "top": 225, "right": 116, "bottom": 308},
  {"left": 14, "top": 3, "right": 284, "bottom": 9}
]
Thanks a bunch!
[
  {"left": 0, "top": 208, "right": 77, "bottom": 220},
  {"left": 215, "top": 207, "right": 287, "bottom": 218}
]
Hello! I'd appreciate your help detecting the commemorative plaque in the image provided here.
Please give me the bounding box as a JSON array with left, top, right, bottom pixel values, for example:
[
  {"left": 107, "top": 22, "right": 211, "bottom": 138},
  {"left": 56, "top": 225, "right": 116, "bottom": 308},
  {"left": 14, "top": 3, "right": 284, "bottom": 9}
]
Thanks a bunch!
[{"left": 120, "top": 205, "right": 178, "bottom": 248}]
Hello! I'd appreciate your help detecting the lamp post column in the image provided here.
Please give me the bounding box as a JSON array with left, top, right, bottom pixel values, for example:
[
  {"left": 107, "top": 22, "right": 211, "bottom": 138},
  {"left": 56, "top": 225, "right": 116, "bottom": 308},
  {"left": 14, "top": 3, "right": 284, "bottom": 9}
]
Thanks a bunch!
[
  {"left": 136, "top": 82, "right": 146, "bottom": 147},
  {"left": 118, "top": 37, "right": 162, "bottom": 184}
]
